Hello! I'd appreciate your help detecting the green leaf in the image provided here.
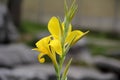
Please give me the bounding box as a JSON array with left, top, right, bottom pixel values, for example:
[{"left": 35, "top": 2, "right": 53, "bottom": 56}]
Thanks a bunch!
[
  {"left": 64, "top": 0, "right": 68, "bottom": 16},
  {"left": 61, "top": 58, "right": 72, "bottom": 80},
  {"left": 65, "top": 77, "right": 68, "bottom": 80}
]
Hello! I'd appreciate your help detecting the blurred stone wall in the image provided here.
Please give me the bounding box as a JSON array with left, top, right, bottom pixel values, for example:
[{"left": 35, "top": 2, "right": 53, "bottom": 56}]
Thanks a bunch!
[{"left": 21, "top": 0, "right": 120, "bottom": 33}]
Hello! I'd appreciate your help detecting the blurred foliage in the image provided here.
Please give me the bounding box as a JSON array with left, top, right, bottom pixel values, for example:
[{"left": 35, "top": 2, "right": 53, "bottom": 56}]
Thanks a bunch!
[
  {"left": 88, "top": 41, "right": 120, "bottom": 56},
  {"left": 20, "top": 20, "right": 47, "bottom": 34},
  {"left": 87, "top": 30, "right": 120, "bottom": 40},
  {"left": 19, "top": 20, "right": 47, "bottom": 47},
  {"left": 88, "top": 44, "right": 108, "bottom": 56}
]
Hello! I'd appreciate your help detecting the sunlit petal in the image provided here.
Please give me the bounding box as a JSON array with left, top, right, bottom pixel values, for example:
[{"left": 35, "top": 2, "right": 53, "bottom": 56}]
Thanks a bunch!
[
  {"left": 48, "top": 17, "right": 61, "bottom": 39},
  {"left": 35, "top": 36, "right": 51, "bottom": 54},
  {"left": 50, "top": 39, "right": 62, "bottom": 56},
  {"left": 73, "top": 30, "right": 89, "bottom": 44},
  {"left": 38, "top": 53, "right": 46, "bottom": 63},
  {"left": 66, "top": 30, "right": 89, "bottom": 45}
]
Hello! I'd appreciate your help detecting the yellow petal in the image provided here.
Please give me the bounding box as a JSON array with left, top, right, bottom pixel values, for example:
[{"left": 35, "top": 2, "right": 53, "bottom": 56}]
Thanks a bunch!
[
  {"left": 50, "top": 39, "right": 62, "bottom": 56},
  {"left": 38, "top": 53, "right": 46, "bottom": 63},
  {"left": 66, "top": 30, "right": 89, "bottom": 45},
  {"left": 39, "top": 58, "right": 45, "bottom": 63},
  {"left": 36, "top": 36, "right": 51, "bottom": 54},
  {"left": 48, "top": 17, "right": 61, "bottom": 39},
  {"left": 75, "top": 30, "right": 89, "bottom": 41}
]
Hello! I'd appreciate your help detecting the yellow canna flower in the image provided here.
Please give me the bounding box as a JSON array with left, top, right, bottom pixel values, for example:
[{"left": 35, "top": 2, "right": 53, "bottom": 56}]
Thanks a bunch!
[
  {"left": 33, "top": 0, "right": 89, "bottom": 80},
  {"left": 33, "top": 36, "right": 59, "bottom": 65},
  {"left": 48, "top": 16, "right": 89, "bottom": 46}
]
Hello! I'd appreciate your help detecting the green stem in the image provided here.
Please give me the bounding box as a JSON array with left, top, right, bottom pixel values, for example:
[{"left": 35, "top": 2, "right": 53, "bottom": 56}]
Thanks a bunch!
[
  {"left": 57, "top": 70, "right": 61, "bottom": 80},
  {"left": 56, "top": 1, "right": 78, "bottom": 80},
  {"left": 57, "top": 57, "right": 65, "bottom": 80}
]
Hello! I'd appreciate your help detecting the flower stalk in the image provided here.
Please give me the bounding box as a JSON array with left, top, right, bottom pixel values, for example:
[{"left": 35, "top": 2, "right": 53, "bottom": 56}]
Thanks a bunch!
[{"left": 33, "top": 0, "right": 89, "bottom": 80}]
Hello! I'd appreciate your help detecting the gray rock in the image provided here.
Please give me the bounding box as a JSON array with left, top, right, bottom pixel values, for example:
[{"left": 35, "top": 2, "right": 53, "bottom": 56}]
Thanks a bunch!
[
  {"left": 0, "top": 4, "right": 6, "bottom": 27},
  {"left": 7, "top": 64, "right": 116, "bottom": 80},
  {"left": 0, "top": 44, "right": 38, "bottom": 68},
  {"left": 0, "top": 4, "right": 7, "bottom": 43},
  {"left": 0, "top": 4, "right": 19, "bottom": 44},
  {"left": 0, "top": 68, "right": 11, "bottom": 80},
  {"left": 105, "top": 50, "right": 120, "bottom": 59},
  {"left": 0, "top": 63, "right": 117, "bottom": 80},
  {"left": 93, "top": 56, "right": 120, "bottom": 79},
  {"left": 69, "top": 66, "right": 116, "bottom": 80},
  {"left": 69, "top": 38, "right": 93, "bottom": 64},
  {"left": 10, "top": 64, "right": 53, "bottom": 80}
]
